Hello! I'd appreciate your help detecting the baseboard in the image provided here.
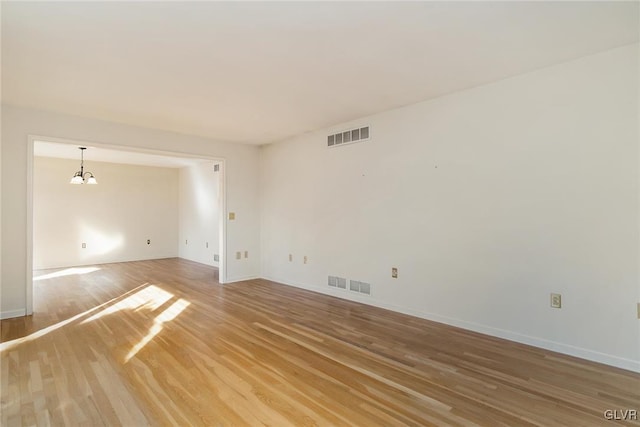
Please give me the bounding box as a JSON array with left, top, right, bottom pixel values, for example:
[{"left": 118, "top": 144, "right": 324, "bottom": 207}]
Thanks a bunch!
[
  {"left": 34, "top": 255, "right": 180, "bottom": 270},
  {"left": 224, "top": 275, "right": 259, "bottom": 284},
  {"left": 385, "top": 302, "right": 640, "bottom": 373},
  {"left": 176, "top": 256, "right": 218, "bottom": 268},
  {"left": 1, "top": 309, "right": 27, "bottom": 320},
  {"left": 261, "top": 276, "right": 640, "bottom": 374}
]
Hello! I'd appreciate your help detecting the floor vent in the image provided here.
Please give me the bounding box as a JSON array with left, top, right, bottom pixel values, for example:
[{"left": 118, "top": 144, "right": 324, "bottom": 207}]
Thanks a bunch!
[
  {"left": 328, "top": 126, "right": 370, "bottom": 148},
  {"left": 349, "top": 280, "right": 371, "bottom": 295}
]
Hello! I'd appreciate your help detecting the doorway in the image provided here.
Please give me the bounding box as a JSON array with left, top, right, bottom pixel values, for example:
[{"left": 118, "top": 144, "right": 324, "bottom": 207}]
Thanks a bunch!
[{"left": 26, "top": 135, "right": 227, "bottom": 315}]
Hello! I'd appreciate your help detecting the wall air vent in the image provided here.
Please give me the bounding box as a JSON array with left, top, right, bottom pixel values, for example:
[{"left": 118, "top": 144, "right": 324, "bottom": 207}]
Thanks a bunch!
[
  {"left": 214, "top": 164, "right": 220, "bottom": 172},
  {"left": 329, "top": 276, "right": 347, "bottom": 289},
  {"left": 359, "top": 282, "right": 371, "bottom": 295},
  {"left": 327, "top": 126, "right": 370, "bottom": 148},
  {"left": 349, "top": 280, "right": 371, "bottom": 295}
]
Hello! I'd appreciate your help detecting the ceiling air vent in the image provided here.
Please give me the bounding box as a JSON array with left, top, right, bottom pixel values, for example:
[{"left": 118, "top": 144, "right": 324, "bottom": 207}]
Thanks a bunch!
[{"left": 327, "top": 126, "right": 370, "bottom": 148}]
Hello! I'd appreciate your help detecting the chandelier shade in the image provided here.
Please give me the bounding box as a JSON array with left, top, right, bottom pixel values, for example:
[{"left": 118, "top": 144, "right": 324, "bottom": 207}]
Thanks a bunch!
[{"left": 70, "top": 147, "right": 98, "bottom": 185}]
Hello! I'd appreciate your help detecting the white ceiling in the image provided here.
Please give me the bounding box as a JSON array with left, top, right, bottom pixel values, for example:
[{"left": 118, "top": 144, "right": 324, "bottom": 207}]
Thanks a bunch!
[
  {"left": 3, "top": 2, "right": 638, "bottom": 145},
  {"left": 34, "top": 141, "right": 210, "bottom": 168}
]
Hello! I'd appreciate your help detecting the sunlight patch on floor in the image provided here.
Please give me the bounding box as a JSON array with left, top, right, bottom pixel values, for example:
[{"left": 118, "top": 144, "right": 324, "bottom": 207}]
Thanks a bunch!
[
  {"left": 0, "top": 283, "right": 150, "bottom": 353},
  {"left": 34, "top": 266, "right": 101, "bottom": 281},
  {"left": 82, "top": 285, "right": 174, "bottom": 324},
  {"left": 125, "top": 298, "right": 190, "bottom": 362}
]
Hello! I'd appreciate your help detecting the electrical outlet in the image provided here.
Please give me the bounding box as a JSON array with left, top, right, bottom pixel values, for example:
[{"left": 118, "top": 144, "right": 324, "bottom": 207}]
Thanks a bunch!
[
  {"left": 236, "top": 251, "right": 241, "bottom": 260},
  {"left": 289, "top": 254, "right": 293, "bottom": 262},
  {"left": 391, "top": 267, "right": 398, "bottom": 278},
  {"left": 185, "top": 239, "right": 188, "bottom": 245},
  {"left": 304, "top": 256, "right": 308, "bottom": 264},
  {"left": 550, "top": 293, "right": 562, "bottom": 309},
  {"left": 147, "top": 239, "right": 151, "bottom": 245},
  {"left": 214, "top": 254, "right": 219, "bottom": 262},
  {"left": 82, "top": 243, "right": 86, "bottom": 249},
  {"left": 244, "top": 251, "right": 248, "bottom": 258}
]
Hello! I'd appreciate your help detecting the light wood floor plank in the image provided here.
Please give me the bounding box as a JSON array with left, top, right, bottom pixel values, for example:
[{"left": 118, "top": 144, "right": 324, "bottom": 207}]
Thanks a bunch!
[{"left": 1, "top": 258, "right": 639, "bottom": 426}]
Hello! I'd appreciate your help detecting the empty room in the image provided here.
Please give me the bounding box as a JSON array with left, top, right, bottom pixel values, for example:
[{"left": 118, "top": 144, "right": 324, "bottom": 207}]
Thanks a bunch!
[{"left": 1, "top": 2, "right": 639, "bottom": 426}]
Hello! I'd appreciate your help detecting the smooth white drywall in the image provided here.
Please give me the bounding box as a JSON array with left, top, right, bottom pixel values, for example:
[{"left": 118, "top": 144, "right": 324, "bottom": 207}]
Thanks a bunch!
[
  {"left": 1, "top": 106, "right": 260, "bottom": 318},
  {"left": 0, "top": 106, "right": 3, "bottom": 319},
  {"left": 179, "top": 162, "right": 221, "bottom": 267},
  {"left": 33, "top": 156, "right": 179, "bottom": 269},
  {"left": 260, "top": 45, "right": 640, "bottom": 371}
]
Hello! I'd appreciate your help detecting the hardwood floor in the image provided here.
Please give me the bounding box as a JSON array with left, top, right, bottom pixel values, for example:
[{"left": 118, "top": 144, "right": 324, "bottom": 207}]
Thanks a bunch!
[{"left": 1, "top": 258, "right": 638, "bottom": 426}]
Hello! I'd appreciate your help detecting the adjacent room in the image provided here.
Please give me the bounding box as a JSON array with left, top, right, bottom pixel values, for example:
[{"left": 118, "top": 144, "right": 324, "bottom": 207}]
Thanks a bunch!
[
  {"left": 31, "top": 141, "right": 223, "bottom": 275},
  {"left": 2, "top": 2, "right": 639, "bottom": 426}
]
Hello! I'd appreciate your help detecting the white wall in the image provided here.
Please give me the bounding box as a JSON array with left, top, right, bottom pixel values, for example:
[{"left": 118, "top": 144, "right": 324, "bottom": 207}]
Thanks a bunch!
[
  {"left": 179, "top": 162, "right": 221, "bottom": 267},
  {"left": 1, "top": 106, "right": 260, "bottom": 318},
  {"left": 33, "top": 156, "right": 179, "bottom": 269},
  {"left": 260, "top": 45, "right": 640, "bottom": 372},
  {"left": 0, "top": 106, "right": 3, "bottom": 319}
]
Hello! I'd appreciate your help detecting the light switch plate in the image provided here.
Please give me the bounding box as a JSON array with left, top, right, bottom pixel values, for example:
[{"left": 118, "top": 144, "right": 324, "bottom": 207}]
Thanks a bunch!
[{"left": 550, "top": 293, "right": 562, "bottom": 309}]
